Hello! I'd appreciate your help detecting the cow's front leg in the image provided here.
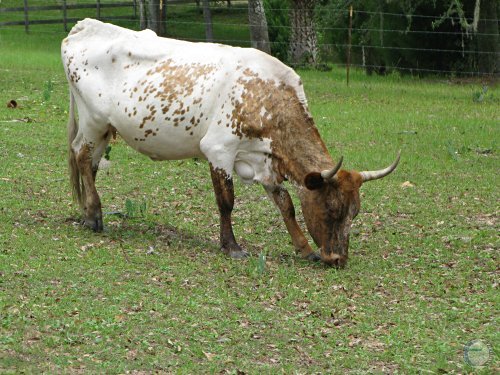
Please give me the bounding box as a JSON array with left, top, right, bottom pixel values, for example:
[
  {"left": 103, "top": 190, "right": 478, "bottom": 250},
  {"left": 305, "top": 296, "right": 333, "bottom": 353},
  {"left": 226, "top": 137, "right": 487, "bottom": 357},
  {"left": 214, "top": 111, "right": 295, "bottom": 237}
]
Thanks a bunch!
[
  {"left": 264, "top": 185, "right": 320, "bottom": 261},
  {"left": 210, "top": 165, "right": 248, "bottom": 259}
]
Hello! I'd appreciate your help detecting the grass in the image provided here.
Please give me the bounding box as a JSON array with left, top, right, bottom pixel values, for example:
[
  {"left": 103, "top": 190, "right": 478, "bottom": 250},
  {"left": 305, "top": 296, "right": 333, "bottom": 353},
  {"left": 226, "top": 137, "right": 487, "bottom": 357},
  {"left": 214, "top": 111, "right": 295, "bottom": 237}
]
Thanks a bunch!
[{"left": 0, "top": 4, "right": 499, "bottom": 374}]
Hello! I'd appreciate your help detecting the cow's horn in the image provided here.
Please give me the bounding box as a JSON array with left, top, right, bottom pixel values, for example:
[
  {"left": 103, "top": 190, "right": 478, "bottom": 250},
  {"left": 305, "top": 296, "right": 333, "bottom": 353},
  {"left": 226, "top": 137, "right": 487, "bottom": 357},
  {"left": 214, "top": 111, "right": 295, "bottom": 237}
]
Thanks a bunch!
[
  {"left": 321, "top": 156, "right": 343, "bottom": 180},
  {"left": 360, "top": 151, "right": 401, "bottom": 182}
]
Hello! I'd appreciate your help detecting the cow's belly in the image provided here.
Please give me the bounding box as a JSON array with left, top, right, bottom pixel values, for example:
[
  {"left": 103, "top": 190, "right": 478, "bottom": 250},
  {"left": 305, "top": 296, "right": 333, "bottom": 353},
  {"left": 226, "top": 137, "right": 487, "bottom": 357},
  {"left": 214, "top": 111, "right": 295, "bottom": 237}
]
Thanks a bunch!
[
  {"left": 110, "top": 113, "right": 207, "bottom": 161},
  {"left": 108, "top": 89, "right": 212, "bottom": 160}
]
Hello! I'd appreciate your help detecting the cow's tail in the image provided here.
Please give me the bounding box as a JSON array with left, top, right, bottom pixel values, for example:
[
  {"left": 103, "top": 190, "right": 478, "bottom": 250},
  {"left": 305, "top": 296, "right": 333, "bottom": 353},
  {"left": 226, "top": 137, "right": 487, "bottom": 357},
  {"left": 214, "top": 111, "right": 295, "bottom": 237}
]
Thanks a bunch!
[{"left": 67, "top": 91, "right": 84, "bottom": 208}]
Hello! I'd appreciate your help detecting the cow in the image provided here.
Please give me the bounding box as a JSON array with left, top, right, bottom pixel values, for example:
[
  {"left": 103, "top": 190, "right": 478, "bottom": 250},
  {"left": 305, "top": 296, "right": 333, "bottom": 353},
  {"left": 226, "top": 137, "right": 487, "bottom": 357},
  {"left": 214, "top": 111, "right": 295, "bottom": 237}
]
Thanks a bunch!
[{"left": 62, "top": 19, "right": 399, "bottom": 267}]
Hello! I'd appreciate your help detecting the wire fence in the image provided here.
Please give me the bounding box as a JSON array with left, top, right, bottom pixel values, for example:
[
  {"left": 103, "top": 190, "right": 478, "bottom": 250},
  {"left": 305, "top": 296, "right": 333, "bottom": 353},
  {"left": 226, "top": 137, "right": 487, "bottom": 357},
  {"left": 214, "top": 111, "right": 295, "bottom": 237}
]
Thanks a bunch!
[{"left": 1, "top": 0, "right": 498, "bottom": 77}]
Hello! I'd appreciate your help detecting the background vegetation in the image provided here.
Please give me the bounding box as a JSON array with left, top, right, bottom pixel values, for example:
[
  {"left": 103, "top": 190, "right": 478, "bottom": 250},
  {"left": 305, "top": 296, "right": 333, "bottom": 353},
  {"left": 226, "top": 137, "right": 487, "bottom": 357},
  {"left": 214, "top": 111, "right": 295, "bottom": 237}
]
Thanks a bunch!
[
  {"left": 0, "top": 3, "right": 498, "bottom": 374},
  {"left": 315, "top": 0, "right": 499, "bottom": 75}
]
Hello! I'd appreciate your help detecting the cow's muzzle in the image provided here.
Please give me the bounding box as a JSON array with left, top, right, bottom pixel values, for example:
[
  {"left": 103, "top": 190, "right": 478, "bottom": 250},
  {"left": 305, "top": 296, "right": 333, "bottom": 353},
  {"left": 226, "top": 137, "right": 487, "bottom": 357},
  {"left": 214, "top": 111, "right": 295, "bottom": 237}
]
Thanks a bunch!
[{"left": 321, "top": 250, "right": 348, "bottom": 268}]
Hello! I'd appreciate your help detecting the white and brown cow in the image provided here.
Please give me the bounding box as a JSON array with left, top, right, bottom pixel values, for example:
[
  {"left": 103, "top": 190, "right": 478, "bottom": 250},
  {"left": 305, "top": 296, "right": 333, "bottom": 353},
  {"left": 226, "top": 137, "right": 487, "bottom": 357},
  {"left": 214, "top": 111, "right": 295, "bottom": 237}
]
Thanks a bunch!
[{"left": 62, "top": 19, "right": 399, "bottom": 267}]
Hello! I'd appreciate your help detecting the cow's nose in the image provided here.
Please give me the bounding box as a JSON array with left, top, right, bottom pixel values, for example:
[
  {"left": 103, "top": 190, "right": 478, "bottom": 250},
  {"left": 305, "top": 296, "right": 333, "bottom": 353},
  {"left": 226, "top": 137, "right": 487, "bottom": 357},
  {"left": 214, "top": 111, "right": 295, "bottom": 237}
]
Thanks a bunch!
[{"left": 321, "top": 252, "right": 348, "bottom": 268}]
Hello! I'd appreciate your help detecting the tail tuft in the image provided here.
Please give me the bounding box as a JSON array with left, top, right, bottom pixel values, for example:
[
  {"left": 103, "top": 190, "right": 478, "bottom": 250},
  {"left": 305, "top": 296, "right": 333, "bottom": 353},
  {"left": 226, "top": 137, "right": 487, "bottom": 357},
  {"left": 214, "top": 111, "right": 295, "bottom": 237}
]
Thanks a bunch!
[{"left": 67, "top": 91, "right": 84, "bottom": 208}]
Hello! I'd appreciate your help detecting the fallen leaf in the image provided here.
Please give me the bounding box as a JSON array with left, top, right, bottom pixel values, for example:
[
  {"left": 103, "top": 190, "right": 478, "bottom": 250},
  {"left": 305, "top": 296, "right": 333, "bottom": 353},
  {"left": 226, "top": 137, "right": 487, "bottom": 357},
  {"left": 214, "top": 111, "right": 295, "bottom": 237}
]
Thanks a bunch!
[
  {"left": 126, "top": 349, "right": 138, "bottom": 360},
  {"left": 203, "top": 351, "right": 215, "bottom": 361},
  {"left": 401, "top": 181, "right": 414, "bottom": 188},
  {"left": 114, "top": 314, "right": 126, "bottom": 322}
]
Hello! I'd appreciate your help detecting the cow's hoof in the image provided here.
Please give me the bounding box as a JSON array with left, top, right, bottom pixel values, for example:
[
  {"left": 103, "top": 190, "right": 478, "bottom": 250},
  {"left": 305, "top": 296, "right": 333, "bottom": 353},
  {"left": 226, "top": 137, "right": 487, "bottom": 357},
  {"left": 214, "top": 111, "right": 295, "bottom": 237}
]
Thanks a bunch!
[
  {"left": 223, "top": 247, "right": 249, "bottom": 259},
  {"left": 84, "top": 217, "right": 103, "bottom": 232},
  {"left": 305, "top": 252, "right": 321, "bottom": 262},
  {"left": 229, "top": 250, "right": 249, "bottom": 259}
]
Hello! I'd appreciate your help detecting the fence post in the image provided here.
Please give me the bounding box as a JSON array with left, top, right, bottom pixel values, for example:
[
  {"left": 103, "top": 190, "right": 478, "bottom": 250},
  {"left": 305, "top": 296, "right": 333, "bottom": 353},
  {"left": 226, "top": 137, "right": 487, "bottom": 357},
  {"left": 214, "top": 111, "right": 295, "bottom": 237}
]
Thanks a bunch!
[
  {"left": 202, "top": 0, "right": 213, "bottom": 42},
  {"left": 133, "top": 0, "right": 137, "bottom": 19},
  {"left": 96, "top": 0, "right": 101, "bottom": 20},
  {"left": 23, "top": 0, "right": 29, "bottom": 33},
  {"left": 346, "top": 5, "right": 353, "bottom": 86},
  {"left": 62, "top": 0, "right": 68, "bottom": 32}
]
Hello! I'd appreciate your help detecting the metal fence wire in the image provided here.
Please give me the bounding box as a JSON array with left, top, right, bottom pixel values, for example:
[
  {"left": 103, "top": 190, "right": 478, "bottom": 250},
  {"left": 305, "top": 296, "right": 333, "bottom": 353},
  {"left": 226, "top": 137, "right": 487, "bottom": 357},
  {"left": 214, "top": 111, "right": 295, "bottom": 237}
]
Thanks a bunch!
[{"left": 0, "top": 0, "right": 498, "bottom": 76}]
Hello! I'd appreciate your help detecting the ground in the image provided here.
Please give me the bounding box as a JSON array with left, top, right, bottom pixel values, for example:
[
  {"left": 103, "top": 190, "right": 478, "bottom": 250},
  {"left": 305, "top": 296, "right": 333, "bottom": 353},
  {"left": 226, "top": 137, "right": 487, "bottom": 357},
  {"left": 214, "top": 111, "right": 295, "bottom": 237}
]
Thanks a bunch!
[{"left": 0, "top": 8, "right": 498, "bottom": 374}]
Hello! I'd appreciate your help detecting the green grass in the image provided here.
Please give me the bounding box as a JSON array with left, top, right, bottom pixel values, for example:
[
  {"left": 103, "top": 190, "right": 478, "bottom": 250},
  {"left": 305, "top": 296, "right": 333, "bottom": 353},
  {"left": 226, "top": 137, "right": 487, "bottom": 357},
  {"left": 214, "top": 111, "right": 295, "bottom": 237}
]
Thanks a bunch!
[{"left": 0, "top": 5, "right": 499, "bottom": 374}]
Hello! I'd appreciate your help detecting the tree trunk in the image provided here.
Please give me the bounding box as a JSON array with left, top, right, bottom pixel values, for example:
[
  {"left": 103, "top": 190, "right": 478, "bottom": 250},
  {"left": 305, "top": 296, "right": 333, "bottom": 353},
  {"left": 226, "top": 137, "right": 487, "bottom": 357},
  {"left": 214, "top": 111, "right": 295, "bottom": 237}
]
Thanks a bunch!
[
  {"left": 159, "top": 0, "right": 166, "bottom": 36},
  {"left": 139, "top": 0, "right": 146, "bottom": 30},
  {"left": 248, "top": 0, "right": 271, "bottom": 54},
  {"left": 289, "top": 0, "right": 318, "bottom": 65},
  {"left": 145, "top": 0, "right": 166, "bottom": 36},
  {"left": 477, "top": 0, "right": 499, "bottom": 74},
  {"left": 202, "top": 0, "right": 214, "bottom": 42},
  {"left": 147, "top": 0, "right": 159, "bottom": 33}
]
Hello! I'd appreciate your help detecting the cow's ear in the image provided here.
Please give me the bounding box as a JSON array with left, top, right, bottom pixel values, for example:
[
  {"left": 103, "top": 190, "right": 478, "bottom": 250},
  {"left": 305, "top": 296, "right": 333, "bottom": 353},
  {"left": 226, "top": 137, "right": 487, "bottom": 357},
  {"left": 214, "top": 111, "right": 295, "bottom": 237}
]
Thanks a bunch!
[{"left": 304, "top": 172, "right": 325, "bottom": 190}]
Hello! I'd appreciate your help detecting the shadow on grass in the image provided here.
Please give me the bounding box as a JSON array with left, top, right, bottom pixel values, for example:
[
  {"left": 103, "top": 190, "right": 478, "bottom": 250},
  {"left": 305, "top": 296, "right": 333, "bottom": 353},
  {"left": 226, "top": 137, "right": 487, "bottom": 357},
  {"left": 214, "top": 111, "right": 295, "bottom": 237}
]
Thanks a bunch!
[{"left": 65, "top": 215, "right": 220, "bottom": 255}]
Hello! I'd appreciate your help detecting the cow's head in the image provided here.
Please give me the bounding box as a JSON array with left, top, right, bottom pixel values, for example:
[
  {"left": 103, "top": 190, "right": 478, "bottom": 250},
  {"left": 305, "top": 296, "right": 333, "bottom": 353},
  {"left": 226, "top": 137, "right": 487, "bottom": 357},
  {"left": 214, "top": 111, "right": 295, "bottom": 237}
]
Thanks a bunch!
[{"left": 299, "top": 152, "right": 400, "bottom": 268}]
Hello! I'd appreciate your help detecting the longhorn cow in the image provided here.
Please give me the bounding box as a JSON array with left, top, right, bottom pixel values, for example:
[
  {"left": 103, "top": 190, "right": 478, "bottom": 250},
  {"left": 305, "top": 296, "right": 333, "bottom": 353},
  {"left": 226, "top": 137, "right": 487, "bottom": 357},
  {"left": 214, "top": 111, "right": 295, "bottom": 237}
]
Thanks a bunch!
[{"left": 62, "top": 19, "right": 399, "bottom": 267}]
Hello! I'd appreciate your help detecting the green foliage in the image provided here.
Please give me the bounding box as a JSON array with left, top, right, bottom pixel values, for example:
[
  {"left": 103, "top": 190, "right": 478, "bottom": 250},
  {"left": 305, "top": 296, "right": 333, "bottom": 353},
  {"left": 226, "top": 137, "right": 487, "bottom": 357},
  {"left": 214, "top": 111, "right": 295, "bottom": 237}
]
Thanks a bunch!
[
  {"left": 257, "top": 252, "right": 267, "bottom": 275},
  {"left": 315, "top": 0, "right": 496, "bottom": 75},
  {"left": 264, "top": 0, "right": 291, "bottom": 62},
  {"left": 42, "top": 79, "right": 53, "bottom": 102},
  {"left": 472, "top": 85, "right": 488, "bottom": 103},
  {"left": 124, "top": 198, "right": 148, "bottom": 218},
  {"left": 104, "top": 145, "right": 112, "bottom": 161}
]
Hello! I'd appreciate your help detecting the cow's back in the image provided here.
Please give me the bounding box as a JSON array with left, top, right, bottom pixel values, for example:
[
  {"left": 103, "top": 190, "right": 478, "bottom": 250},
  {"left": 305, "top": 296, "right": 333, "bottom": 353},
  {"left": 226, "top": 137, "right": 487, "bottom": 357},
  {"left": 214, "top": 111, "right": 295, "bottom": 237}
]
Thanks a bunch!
[{"left": 62, "top": 19, "right": 308, "bottom": 165}]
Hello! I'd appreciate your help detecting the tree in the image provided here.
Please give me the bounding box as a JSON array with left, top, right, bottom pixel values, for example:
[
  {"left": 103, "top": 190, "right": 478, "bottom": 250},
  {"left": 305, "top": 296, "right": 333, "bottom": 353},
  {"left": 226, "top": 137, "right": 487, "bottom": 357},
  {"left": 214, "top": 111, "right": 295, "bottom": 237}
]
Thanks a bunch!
[
  {"left": 248, "top": 0, "right": 271, "bottom": 53},
  {"left": 202, "top": 0, "right": 214, "bottom": 42},
  {"left": 477, "top": 0, "right": 498, "bottom": 74},
  {"left": 263, "top": 0, "right": 291, "bottom": 62},
  {"left": 316, "top": 0, "right": 499, "bottom": 76},
  {"left": 139, "top": 0, "right": 166, "bottom": 36},
  {"left": 436, "top": 0, "right": 499, "bottom": 74},
  {"left": 289, "top": 0, "right": 318, "bottom": 64},
  {"left": 139, "top": 0, "right": 146, "bottom": 30}
]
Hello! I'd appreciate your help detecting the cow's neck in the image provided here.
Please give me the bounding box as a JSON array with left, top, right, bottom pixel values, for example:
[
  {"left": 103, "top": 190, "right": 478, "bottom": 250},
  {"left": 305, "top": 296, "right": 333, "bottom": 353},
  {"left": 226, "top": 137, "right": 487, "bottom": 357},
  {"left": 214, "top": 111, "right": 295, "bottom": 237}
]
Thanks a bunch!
[{"left": 272, "top": 113, "right": 335, "bottom": 186}]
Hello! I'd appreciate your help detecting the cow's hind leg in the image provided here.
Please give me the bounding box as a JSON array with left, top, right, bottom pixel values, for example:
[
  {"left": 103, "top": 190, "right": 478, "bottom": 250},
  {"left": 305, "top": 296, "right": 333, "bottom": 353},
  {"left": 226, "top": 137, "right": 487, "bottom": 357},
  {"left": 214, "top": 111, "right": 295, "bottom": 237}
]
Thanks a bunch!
[
  {"left": 71, "top": 126, "right": 113, "bottom": 232},
  {"left": 264, "top": 185, "right": 320, "bottom": 262},
  {"left": 75, "top": 143, "right": 103, "bottom": 231},
  {"left": 210, "top": 165, "right": 248, "bottom": 259}
]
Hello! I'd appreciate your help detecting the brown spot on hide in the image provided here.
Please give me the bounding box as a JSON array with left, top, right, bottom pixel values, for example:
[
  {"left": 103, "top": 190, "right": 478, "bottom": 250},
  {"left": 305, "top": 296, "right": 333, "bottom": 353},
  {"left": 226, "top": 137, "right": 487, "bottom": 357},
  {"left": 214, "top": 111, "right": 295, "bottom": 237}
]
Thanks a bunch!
[{"left": 228, "top": 71, "right": 331, "bottom": 185}]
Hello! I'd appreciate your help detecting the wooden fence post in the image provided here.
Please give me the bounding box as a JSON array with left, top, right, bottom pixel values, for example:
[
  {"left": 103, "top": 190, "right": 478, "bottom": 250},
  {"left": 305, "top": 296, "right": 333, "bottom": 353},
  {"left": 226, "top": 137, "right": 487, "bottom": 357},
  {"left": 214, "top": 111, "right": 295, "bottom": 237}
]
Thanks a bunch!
[
  {"left": 346, "top": 5, "right": 353, "bottom": 86},
  {"left": 23, "top": 0, "right": 29, "bottom": 33},
  {"left": 202, "top": 0, "right": 213, "bottom": 42},
  {"left": 62, "top": 0, "right": 68, "bottom": 32},
  {"left": 96, "top": 0, "right": 101, "bottom": 20}
]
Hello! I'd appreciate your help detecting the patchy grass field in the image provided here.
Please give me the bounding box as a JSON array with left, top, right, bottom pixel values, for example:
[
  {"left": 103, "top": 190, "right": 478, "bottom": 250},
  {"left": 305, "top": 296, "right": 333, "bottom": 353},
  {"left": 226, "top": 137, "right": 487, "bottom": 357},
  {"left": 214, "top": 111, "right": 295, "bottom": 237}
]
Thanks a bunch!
[{"left": 0, "top": 10, "right": 498, "bottom": 374}]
